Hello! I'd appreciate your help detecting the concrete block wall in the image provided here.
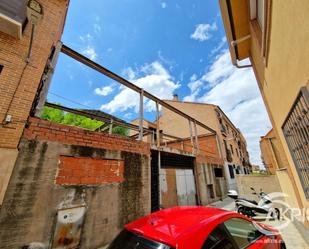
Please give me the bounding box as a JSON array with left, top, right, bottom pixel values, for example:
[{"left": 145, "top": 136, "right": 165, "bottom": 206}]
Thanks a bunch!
[
  {"left": 236, "top": 175, "right": 282, "bottom": 199},
  {"left": 0, "top": 118, "right": 151, "bottom": 249},
  {"left": 196, "top": 163, "right": 226, "bottom": 205}
]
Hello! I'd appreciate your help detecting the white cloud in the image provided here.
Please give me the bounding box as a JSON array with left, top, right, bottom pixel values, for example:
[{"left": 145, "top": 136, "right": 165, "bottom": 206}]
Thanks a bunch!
[
  {"left": 100, "top": 61, "right": 180, "bottom": 113},
  {"left": 82, "top": 46, "right": 97, "bottom": 60},
  {"left": 209, "top": 36, "right": 227, "bottom": 56},
  {"left": 161, "top": 2, "right": 167, "bottom": 8},
  {"left": 184, "top": 49, "right": 271, "bottom": 165},
  {"left": 94, "top": 85, "right": 114, "bottom": 96},
  {"left": 94, "top": 23, "right": 101, "bottom": 34},
  {"left": 122, "top": 67, "right": 136, "bottom": 80},
  {"left": 79, "top": 33, "right": 98, "bottom": 60},
  {"left": 183, "top": 75, "right": 203, "bottom": 102},
  {"left": 79, "top": 33, "right": 93, "bottom": 42},
  {"left": 124, "top": 113, "right": 133, "bottom": 119},
  {"left": 190, "top": 22, "right": 218, "bottom": 42}
]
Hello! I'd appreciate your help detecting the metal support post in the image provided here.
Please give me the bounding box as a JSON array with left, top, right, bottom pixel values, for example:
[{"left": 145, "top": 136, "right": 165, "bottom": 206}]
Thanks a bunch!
[
  {"left": 156, "top": 102, "right": 160, "bottom": 148},
  {"left": 188, "top": 119, "right": 195, "bottom": 154},
  {"left": 138, "top": 89, "right": 144, "bottom": 140},
  {"left": 34, "top": 41, "right": 62, "bottom": 117},
  {"left": 158, "top": 150, "right": 161, "bottom": 208},
  {"left": 194, "top": 120, "right": 200, "bottom": 154},
  {"left": 109, "top": 119, "right": 113, "bottom": 134}
]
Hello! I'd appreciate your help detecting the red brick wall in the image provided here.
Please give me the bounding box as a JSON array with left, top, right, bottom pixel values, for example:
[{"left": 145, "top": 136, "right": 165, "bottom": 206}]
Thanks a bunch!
[
  {"left": 167, "top": 135, "right": 224, "bottom": 164},
  {"left": 23, "top": 117, "right": 150, "bottom": 155},
  {"left": 0, "top": 0, "right": 69, "bottom": 149},
  {"left": 56, "top": 156, "right": 124, "bottom": 185}
]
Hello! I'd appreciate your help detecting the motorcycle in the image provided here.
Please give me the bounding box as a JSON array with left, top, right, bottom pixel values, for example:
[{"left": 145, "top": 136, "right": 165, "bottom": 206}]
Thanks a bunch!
[{"left": 227, "top": 187, "right": 280, "bottom": 220}]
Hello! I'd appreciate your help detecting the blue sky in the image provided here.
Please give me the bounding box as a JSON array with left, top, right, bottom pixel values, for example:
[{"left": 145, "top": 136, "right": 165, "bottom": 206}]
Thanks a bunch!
[{"left": 48, "top": 0, "right": 271, "bottom": 166}]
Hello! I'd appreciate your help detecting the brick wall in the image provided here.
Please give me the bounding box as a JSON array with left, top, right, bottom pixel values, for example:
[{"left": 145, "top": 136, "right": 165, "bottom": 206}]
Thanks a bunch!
[
  {"left": 24, "top": 117, "right": 150, "bottom": 155},
  {"left": 167, "top": 134, "right": 224, "bottom": 165},
  {"left": 56, "top": 156, "right": 124, "bottom": 185},
  {"left": 0, "top": 0, "right": 68, "bottom": 149}
]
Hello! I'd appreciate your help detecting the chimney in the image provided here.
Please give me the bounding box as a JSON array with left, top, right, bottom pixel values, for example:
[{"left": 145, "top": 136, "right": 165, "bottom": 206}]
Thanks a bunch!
[{"left": 173, "top": 94, "right": 178, "bottom": 101}]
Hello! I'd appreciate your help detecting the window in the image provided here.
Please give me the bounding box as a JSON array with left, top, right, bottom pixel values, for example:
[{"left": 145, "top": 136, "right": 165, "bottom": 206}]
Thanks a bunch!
[
  {"left": 235, "top": 166, "right": 241, "bottom": 175},
  {"left": 223, "top": 140, "right": 227, "bottom": 150},
  {"left": 0, "top": 64, "right": 3, "bottom": 74},
  {"left": 256, "top": 0, "right": 265, "bottom": 29},
  {"left": 230, "top": 144, "right": 234, "bottom": 155},
  {"left": 108, "top": 230, "right": 172, "bottom": 249},
  {"left": 282, "top": 87, "right": 309, "bottom": 199},
  {"left": 202, "top": 225, "right": 236, "bottom": 249},
  {"left": 224, "top": 218, "right": 263, "bottom": 248},
  {"left": 214, "top": 168, "right": 223, "bottom": 178},
  {"left": 236, "top": 148, "right": 239, "bottom": 157},
  {"left": 228, "top": 165, "right": 235, "bottom": 179}
]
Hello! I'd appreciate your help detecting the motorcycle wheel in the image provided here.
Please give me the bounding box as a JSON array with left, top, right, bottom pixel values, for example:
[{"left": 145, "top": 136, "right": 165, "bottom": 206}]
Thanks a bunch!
[
  {"left": 237, "top": 207, "right": 252, "bottom": 218},
  {"left": 270, "top": 208, "right": 280, "bottom": 220},
  {"left": 237, "top": 206, "right": 245, "bottom": 215}
]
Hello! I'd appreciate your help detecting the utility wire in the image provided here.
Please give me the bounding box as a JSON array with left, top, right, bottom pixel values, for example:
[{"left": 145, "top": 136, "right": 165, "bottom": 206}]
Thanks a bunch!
[{"left": 48, "top": 91, "right": 93, "bottom": 109}]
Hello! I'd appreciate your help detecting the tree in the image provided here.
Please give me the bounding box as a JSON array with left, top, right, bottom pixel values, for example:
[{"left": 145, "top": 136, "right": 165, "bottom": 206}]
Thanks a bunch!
[
  {"left": 40, "top": 106, "right": 128, "bottom": 136},
  {"left": 112, "top": 126, "right": 129, "bottom": 136}
]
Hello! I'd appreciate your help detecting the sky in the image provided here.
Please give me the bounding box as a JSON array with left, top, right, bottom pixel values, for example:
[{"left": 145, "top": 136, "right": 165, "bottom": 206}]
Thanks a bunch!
[{"left": 48, "top": 0, "right": 271, "bottom": 166}]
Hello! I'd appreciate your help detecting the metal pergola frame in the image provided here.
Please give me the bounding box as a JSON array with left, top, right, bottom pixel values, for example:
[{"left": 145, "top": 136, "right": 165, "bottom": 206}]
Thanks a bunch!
[{"left": 34, "top": 42, "right": 221, "bottom": 156}]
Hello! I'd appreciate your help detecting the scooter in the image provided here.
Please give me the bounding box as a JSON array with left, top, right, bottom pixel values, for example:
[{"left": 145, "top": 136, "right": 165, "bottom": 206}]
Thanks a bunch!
[{"left": 228, "top": 187, "right": 280, "bottom": 220}]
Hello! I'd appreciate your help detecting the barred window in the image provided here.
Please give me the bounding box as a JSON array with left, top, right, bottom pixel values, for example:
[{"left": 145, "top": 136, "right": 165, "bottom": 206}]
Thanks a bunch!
[{"left": 282, "top": 87, "right": 309, "bottom": 199}]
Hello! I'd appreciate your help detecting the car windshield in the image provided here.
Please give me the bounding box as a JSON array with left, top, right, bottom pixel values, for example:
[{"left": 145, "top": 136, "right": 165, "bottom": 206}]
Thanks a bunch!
[{"left": 107, "top": 229, "right": 172, "bottom": 249}]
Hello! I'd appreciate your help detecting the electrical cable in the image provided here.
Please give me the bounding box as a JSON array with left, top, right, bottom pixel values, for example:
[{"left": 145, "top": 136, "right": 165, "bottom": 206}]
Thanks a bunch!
[
  {"left": 48, "top": 91, "right": 93, "bottom": 109},
  {"left": 1, "top": 23, "right": 36, "bottom": 124},
  {"left": 2, "top": 63, "right": 28, "bottom": 124}
]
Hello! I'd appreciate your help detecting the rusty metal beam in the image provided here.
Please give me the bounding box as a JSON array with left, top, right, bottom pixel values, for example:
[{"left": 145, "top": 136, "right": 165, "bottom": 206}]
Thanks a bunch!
[
  {"left": 60, "top": 44, "right": 217, "bottom": 135},
  {"left": 45, "top": 102, "right": 141, "bottom": 131},
  {"left": 45, "top": 102, "right": 184, "bottom": 142}
]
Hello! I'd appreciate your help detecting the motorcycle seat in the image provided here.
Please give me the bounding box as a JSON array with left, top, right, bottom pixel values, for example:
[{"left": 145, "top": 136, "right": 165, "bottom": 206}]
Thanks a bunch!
[{"left": 238, "top": 197, "right": 258, "bottom": 205}]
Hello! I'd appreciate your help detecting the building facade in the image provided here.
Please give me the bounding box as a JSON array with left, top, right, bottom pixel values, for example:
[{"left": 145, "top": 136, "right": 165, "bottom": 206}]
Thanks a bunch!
[
  {"left": 260, "top": 129, "right": 288, "bottom": 175},
  {"left": 219, "top": 0, "right": 309, "bottom": 226},
  {"left": 160, "top": 96, "right": 251, "bottom": 191},
  {"left": 0, "top": 0, "right": 69, "bottom": 204}
]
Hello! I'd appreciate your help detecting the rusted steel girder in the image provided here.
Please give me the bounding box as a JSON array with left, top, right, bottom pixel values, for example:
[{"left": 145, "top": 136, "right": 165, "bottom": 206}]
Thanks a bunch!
[{"left": 60, "top": 44, "right": 217, "bottom": 135}]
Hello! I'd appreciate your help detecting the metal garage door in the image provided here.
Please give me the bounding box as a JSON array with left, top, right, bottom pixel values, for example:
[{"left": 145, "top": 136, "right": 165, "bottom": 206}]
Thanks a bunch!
[
  {"left": 176, "top": 169, "right": 197, "bottom": 206},
  {"left": 160, "top": 168, "right": 197, "bottom": 208}
]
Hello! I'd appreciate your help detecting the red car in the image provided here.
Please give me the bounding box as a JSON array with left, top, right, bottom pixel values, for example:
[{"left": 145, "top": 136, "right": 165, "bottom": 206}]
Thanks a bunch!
[{"left": 107, "top": 207, "right": 286, "bottom": 249}]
